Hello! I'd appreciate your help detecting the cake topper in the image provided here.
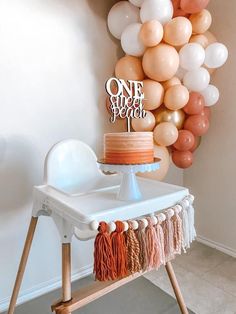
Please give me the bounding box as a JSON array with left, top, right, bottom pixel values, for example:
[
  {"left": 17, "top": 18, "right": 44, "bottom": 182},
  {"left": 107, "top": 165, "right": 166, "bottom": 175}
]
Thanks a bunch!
[{"left": 105, "top": 77, "right": 146, "bottom": 132}]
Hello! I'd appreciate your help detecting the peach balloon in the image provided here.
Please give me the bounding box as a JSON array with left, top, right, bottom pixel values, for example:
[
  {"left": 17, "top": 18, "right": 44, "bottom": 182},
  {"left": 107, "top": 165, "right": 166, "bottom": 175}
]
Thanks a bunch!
[
  {"left": 190, "top": 136, "right": 201, "bottom": 152},
  {"left": 189, "top": 9, "right": 212, "bottom": 34},
  {"left": 143, "top": 79, "right": 164, "bottom": 110},
  {"left": 154, "top": 106, "right": 186, "bottom": 130},
  {"left": 162, "top": 76, "right": 181, "bottom": 91},
  {"left": 115, "top": 55, "right": 145, "bottom": 81},
  {"left": 204, "top": 30, "right": 217, "bottom": 46},
  {"left": 184, "top": 115, "right": 209, "bottom": 136},
  {"left": 173, "top": 130, "right": 195, "bottom": 151},
  {"left": 189, "top": 34, "right": 209, "bottom": 48},
  {"left": 180, "top": 0, "right": 210, "bottom": 14},
  {"left": 164, "top": 17, "right": 192, "bottom": 46},
  {"left": 183, "top": 92, "right": 205, "bottom": 115},
  {"left": 172, "top": 150, "right": 193, "bottom": 168},
  {"left": 164, "top": 84, "right": 189, "bottom": 110},
  {"left": 154, "top": 122, "right": 179, "bottom": 146},
  {"left": 140, "top": 20, "right": 163, "bottom": 47},
  {"left": 131, "top": 111, "right": 156, "bottom": 131},
  {"left": 138, "top": 144, "right": 170, "bottom": 181},
  {"left": 142, "top": 44, "right": 179, "bottom": 82}
]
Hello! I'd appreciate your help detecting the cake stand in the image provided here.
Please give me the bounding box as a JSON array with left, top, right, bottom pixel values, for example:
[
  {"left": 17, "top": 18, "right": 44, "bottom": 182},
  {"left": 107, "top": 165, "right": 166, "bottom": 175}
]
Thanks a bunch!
[{"left": 97, "top": 158, "right": 161, "bottom": 201}]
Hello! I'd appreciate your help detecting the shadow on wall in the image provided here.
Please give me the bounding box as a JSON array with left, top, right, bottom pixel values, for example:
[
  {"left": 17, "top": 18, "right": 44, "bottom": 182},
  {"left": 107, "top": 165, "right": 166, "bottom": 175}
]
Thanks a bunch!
[{"left": 0, "top": 135, "right": 41, "bottom": 212}]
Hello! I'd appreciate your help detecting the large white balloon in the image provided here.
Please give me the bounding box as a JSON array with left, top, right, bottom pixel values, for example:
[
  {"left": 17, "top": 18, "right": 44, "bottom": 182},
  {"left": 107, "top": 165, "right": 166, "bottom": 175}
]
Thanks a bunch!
[
  {"left": 183, "top": 67, "right": 210, "bottom": 92},
  {"left": 108, "top": 1, "right": 140, "bottom": 39},
  {"left": 129, "top": 0, "right": 144, "bottom": 7},
  {"left": 121, "top": 23, "right": 146, "bottom": 56},
  {"left": 179, "top": 43, "right": 205, "bottom": 71},
  {"left": 204, "top": 43, "right": 228, "bottom": 69},
  {"left": 140, "top": 0, "right": 173, "bottom": 25},
  {"left": 201, "top": 85, "right": 220, "bottom": 106}
]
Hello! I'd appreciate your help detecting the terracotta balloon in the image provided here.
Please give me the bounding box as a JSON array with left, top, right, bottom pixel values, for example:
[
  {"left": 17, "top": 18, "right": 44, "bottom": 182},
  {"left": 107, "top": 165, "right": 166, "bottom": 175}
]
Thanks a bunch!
[
  {"left": 172, "top": 0, "right": 190, "bottom": 17},
  {"left": 131, "top": 111, "right": 156, "bottom": 131},
  {"left": 189, "top": 9, "right": 212, "bottom": 34},
  {"left": 164, "top": 84, "right": 189, "bottom": 110},
  {"left": 153, "top": 106, "right": 186, "bottom": 130},
  {"left": 143, "top": 79, "right": 164, "bottom": 110},
  {"left": 115, "top": 55, "right": 145, "bottom": 81},
  {"left": 173, "top": 130, "right": 195, "bottom": 151},
  {"left": 164, "top": 17, "right": 192, "bottom": 46},
  {"left": 184, "top": 114, "right": 209, "bottom": 136},
  {"left": 140, "top": 20, "right": 163, "bottom": 47},
  {"left": 183, "top": 92, "right": 205, "bottom": 115},
  {"left": 172, "top": 150, "right": 193, "bottom": 168},
  {"left": 190, "top": 136, "right": 201, "bottom": 152},
  {"left": 189, "top": 34, "right": 209, "bottom": 48},
  {"left": 162, "top": 77, "right": 181, "bottom": 91},
  {"left": 154, "top": 122, "right": 179, "bottom": 146},
  {"left": 204, "top": 30, "right": 217, "bottom": 46},
  {"left": 142, "top": 44, "right": 179, "bottom": 82},
  {"left": 200, "top": 106, "right": 211, "bottom": 119},
  {"left": 180, "top": 0, "right": 210, "bottom": 14},
  {"left": 138, "top": 144, "right": 170, "bottom": 181}
]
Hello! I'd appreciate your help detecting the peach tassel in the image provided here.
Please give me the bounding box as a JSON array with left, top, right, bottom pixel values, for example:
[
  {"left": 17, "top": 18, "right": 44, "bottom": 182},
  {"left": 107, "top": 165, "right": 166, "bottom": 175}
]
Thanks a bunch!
[
  {"left": 145, "top": 218, "right": 161, "bottom": 270},
  {"left": 155, "top": 220, "right": 165, "bottom": 265},
  {"left": 172, "top": 212, "right": 183, "bottom": 255},
  {"left": 162, "top": 214, "right": 174, "bottom": 262},
  {"left": 135, "top": 220, "right": 148, "bottom": 271}
]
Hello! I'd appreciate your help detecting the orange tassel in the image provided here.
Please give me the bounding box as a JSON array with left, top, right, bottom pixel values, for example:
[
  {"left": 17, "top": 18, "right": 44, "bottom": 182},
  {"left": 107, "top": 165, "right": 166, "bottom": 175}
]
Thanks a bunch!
[
  {"left": 126, "top": 221, "right": 141, "bottom": 274},
  {"left": 111, "top": 221, "right": 128, "bottom": 279},
  {"left": 93, "top": 222, "right": 116, "bottom": 281},
  {"left": 136, "top": 220, "right": 148, "bottom": 271}
]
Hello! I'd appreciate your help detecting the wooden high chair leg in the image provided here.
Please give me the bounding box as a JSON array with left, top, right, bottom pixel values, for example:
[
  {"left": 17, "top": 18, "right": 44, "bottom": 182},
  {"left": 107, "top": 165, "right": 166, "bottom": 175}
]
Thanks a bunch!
[
  {"left": 7, "top": 217, "right": 38, "bottom": 314},
  {"left": 62, "top": 243, "right": 72, "bottom": 304},
  {"left": 165, "top": 261, "right": 188, "bottom": 314}
]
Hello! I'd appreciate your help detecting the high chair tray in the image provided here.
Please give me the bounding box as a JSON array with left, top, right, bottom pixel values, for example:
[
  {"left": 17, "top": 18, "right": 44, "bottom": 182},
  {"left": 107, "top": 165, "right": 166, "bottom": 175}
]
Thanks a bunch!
[{"left": 34, "top": 177, "right": 189, "bottom": 231}]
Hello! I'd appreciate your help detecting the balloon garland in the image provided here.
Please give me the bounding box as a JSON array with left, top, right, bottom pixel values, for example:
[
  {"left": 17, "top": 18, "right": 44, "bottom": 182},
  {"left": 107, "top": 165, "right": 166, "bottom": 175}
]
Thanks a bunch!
[{"left": 106, "top": 0, "right": 228, "bottom": 176}]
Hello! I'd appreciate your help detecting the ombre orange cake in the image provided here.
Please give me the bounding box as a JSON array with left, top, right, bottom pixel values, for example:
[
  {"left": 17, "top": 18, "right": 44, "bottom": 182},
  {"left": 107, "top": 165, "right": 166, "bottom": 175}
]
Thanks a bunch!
[{"left": 104, "top": 132, "right": 154, "bottom": 164}]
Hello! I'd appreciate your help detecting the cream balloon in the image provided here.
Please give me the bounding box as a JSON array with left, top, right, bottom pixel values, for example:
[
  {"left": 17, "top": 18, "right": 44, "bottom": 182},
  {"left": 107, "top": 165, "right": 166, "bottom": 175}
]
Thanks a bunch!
[
  {"left": 204, "top": 31, "right": 217, "bottom": 46},
  {"left": 107, "top": 1, "right": 140, "bottom": 39},
  {"left": 201, "top": 85, "right": 220, "bottom": 106},
  {"left": 140, "top": 0, "right": 173, "bottom": 25},
  {"left": 115, "top": 55, "right": 145, "bottom": 81},
  {"left": 143, "top": 80, "right": 164, "bottom": 110},
  {"left": 189, "top": 9, "right": 212, "bottom": 34},
  {"left": 154, "top": 122, "right": 178, "bottom": 146},
  {"left": 179, "top": 43, "right": 205, "bottom": 71},
  {"left": 164, "top": 84, "right": 189, "bottom": 110},
  {"left": 121, "top": 23, "right": 145, "bottom": 57},
  {"left": 189, "top": 34, "right": 209, "bottom": 48},
  {"left": 164, "top": 17, "right": 192, "bottom": 46},
  {"left": 162, "top": 76, "right": 181, "bottom": 90},
  {"left": 142, "top": 43, "right": 179, "bottom": 82},
  {"left": 175, "top": 66, "right": 187, "bottom": 81},
  {"left": 138, "top": 145, "right": 170, "bottom": 181},
  {"left": 204, "top": 43, "right": 228, "bottom": 69},
  {"left": 183, "top": 67, "right": 210, "bottom": 92},
  {"left": 129, "top": 0, "right": 144, "bottom": 7},
  {"left": 140, "top": 20, "right": 164, "bottom": 47},
  {"left": 131, "top": 111, "right": 156, "bottom": 131}
]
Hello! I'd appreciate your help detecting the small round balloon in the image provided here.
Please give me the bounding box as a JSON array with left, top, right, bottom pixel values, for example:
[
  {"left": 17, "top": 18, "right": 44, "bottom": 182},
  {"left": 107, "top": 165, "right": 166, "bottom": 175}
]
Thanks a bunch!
[
  {"left": 183, "top": 67, "right": 210, "bottom": 92},
  {"left": 172, "top": 150, "right": 193, "bottom": 168},
  {"left": 129, "top": 0, "right": 144, "bottom": 7},
  {"left": 115, "top": 55, "right": 145, "bottom": 81},
  {"left": 205, "top": 43, "right": 228, "bottom": 69},
  {"left": 183, "top": 92, "right": 205, "bottom": 114},
  {"left": 131, "top": 111, "right": 156, "bottom": 131},
  {"left": 201, "top": 85, "right": 220, "bottom": 106},
  {"left": 173, "top": 130, "right": 195, "bottom": 151},
  {"left": 200, "top": 106, "right": 211, "bottom": 119},
  {"left": 140, "top": 0, "right": 174, "bottom": 25},
  {"left": 204, "top": 30, "right": 217, "bottom": 46},
  {"left": 179, "top": 43, "right": 205, "bottom": 71},
  {"left": 121, "top": 23, "right": 145, "bottom": 57},
  {"left": 143, "top": 80, "right": 164, "bottom": 110},
  {"left": 189, "top": 9, "right": 212, "bottom": 34},
  {"left": 184, "top": 114, "right": 209, "bottom": 136},
  {"left": 154, "top": 122, "right": 179, "bottom": 146},
  {"left": 154, "top": 107, "right": 186, "bottom": 130},
  {"left": 164, "top": 84, "right": 189, "bottom": 110},
  {"left": 172, "top": 0, "right": 189, "bottom": 18},
  {"left": 190, "top": 136, "right": 201, "bottom": 152},
  {"left": 162, "top": 76, "right": 181, "bottom": 90},
  {"left": 189, "top": 34, "right": 209, "bottom": 48},
  {"left": 180, "top": 0, "right": 210, "bottom": 14},
  {"left": 164, "top": 17, "right": 192, "bottom": 46},
  {"left": 140, "top": 20, "right": 164, "bottom": 47},
  {"left": 175, "top": 66, "right": 187, "bottom": 81}
]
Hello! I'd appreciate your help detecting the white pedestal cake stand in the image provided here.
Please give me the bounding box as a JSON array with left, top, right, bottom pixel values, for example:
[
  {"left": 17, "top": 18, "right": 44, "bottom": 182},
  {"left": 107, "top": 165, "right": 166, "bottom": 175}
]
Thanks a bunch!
[{"left": 97, "top": 158, "right": 161, "bottom": 201}]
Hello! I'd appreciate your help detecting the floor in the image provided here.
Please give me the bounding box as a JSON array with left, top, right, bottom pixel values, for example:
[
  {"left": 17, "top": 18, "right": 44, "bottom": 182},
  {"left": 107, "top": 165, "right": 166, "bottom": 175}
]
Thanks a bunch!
[{"left": 144, "top": 242, "right": 236, "bottom": 314}]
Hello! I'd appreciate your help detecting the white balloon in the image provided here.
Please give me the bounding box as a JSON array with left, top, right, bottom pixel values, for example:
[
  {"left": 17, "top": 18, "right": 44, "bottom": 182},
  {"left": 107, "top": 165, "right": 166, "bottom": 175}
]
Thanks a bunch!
[
  {"left": 183, "top": 67, "right": 210, "bottom": 92},
  {"left": 140, "top": 0, "right": 173, "bottom": 25},
  {"left": 179, "top": 43, "right": 205, "bottom": 71},
  {"left": 107, "top": 1, "right": 140, "bottom": 39},
  {"left": 121, "top": 23, "right": 145, "bottom": 56},
  {"left": 204, "top": 43, "right": 228, "bottom": 69},
  {"left": 175, "top": 66, "right": 187, "bottom": 81},
  {"left": 201, "top": 85, "right": 220, "bottom": 106},
  {"left": 129, "top": 0, "right": 144, "bottom": 7}
]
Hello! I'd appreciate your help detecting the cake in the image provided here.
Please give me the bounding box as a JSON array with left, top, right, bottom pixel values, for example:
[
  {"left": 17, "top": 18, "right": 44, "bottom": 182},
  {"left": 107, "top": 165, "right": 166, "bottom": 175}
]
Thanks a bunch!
[{"left": 104, "top": 132, "right": 154, "bottom": 164}]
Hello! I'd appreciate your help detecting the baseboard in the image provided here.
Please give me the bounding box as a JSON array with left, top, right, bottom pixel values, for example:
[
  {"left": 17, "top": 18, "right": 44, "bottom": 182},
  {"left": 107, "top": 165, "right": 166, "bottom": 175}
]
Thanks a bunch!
[
  {"left": 197, "top": 235, "right": 236, "bottom": 258},
  {"left": 0, "top": 264, "right": 93, "bottom": 313}
]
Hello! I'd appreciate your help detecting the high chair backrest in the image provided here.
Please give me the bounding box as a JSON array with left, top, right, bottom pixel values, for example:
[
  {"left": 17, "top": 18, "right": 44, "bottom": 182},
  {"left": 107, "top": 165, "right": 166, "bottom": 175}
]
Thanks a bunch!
[{"left": 44, "top": 139, "right": 103, "bottom": 193}]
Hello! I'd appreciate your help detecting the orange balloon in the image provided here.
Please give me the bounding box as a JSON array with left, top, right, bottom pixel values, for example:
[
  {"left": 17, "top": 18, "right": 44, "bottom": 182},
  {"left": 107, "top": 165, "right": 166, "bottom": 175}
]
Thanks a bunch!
[
  {"left": 183, "top": 92, "right": 205, "bottom": 115},
  {"left": 164, "top": 17, "right": 192, "bottom": 46},
  {"left": 189, "top": 9, "right": 212, "bottom": 34},
  {"left": 142, "top": 44, "right": 179, "bottom": 82},
  {"left": 180, "top": 0, "right": 210, "bottom": 14},
  {"left": 138, "top": 144, "right": 170, "bottom": 181},
  {"left": 131, "top": 111, "right": 156, "bottom": 131},
  {"left": 164, "top": 84, "right": 189, "bottom": 110},
  {"left": 204, "top": 30, "right": 217, "bottom": 46},
  {"left": 162, "top": 77, "right": 181, "bottom": 91},
  {"left": 190, "top": 136, "right": 201, "bottom": 152},
  {"left": 184, "top": 115, "right": 209, "bottom": 136},
  {"left": 189, "top": 34, "right": 209, "bottom": 48},
  {"left": 115, "top": 55, "right": 145, "bottom": 81},
  {"left": 173, "top": 130, "right": 195, "bottom": 151},
  {"left": 154, "top": 122, "right": 179, "bottom": 146},
  {"left": 140, "top": 20, "right": 163, "bottom": 47},
  {"left": 172, "top": 150, "right": 193, "bottom": 168},
  {"left": 143, "top": 79, "right": 164, "bottom": 110},
  {"left": 200, "top": 106, "right": 211, "bottom": 119}
]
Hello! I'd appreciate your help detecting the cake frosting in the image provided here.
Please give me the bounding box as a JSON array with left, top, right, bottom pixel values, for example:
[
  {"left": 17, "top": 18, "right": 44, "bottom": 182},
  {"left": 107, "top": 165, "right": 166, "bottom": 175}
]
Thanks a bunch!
[{"left": 104, "top": 132, "right": 154, "bottom": 164}]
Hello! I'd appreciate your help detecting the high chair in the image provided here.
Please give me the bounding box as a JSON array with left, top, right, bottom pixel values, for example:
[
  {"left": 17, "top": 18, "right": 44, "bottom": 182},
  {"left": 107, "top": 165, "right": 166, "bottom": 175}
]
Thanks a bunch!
[{"left": 7, "top": 139, "right": 189, "bottom": 314}]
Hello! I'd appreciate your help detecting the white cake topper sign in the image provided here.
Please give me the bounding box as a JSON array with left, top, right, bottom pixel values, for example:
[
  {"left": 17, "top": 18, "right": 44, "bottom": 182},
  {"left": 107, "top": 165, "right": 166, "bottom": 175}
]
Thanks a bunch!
[{"left": 105, "top": 77, "right": 146, "bottom": 132}]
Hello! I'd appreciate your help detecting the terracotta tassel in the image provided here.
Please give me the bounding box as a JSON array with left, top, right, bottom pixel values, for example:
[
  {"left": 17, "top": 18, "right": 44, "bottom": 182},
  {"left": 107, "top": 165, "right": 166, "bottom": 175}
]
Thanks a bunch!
[
  {"left": 111, "top": 221, "right": 128, "bottom": 278},
  {"left": 172, "top": 210, "right": 183, "bottom": 255},
  {"left": 162, "top": 211, "right": 174, "bottom": 262},
  {"left": 125, "top": 221, "right": 142, "bottom": 274},
  {"left": 155, "top": 219, "right": 165, "bottom": 265},
  {"left": 93, "top": 221, "right": 116, "bottom": 281},
  {"left": 135, "top": 220, "right": 148, "bottom": 271},
  {"left": 145, "top": 217, "right": 161, "bottom": 270}
]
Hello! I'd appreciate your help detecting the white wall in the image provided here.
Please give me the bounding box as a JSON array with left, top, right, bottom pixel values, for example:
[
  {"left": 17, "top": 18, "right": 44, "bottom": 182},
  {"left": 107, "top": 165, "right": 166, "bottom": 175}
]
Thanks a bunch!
[
  {"left": 0, "top": 0, "right": 182, "bottom": 311},
  {"left": 184, "top": 0, "right": 236, "bottom": 256}
]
